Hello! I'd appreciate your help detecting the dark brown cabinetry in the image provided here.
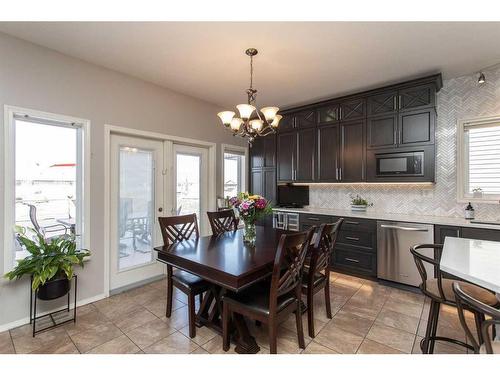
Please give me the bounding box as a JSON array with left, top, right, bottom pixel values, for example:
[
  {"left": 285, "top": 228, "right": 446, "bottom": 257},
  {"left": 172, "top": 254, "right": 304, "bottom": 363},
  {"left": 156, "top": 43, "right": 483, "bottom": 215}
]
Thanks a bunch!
[
  {"left": 317, "top": 124, "right": 340, "bottom": 181},
  {"left": 296, "top": 128, "right": 316, "bottom": 181},
  {"left": 435, "top": 225, "right": 500, "bottom": 243},
  {"left": 340, "top": 120, "right": 365, "bottom": 182},
  {"left": 277, "top": 132, "right": 295, "bottom": 181}
]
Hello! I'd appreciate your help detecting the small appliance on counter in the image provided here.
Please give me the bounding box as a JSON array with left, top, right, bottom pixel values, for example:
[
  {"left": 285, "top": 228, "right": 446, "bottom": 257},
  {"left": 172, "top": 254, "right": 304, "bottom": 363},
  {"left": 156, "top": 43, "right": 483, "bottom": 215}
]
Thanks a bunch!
[
  {"left": 464, "top": 202, "right": 475, "bottom": 220},
  {"left": 277, "top": 184, "right": 309, "bottom": 208}
]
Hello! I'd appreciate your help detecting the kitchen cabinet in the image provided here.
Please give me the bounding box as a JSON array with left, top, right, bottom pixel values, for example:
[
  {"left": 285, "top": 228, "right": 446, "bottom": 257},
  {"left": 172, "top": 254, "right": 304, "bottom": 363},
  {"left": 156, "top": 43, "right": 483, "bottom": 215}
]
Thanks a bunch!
[
  {"left": 435, "top": 225, "right": 500, "bottom": 243},
  {"left": 399, "top": 109, "right": 435, "bottom": 147},
  {"left": 367, "top": 91, "right": 398, "bottom": 116},
  {"left": 277, "top": 131, "right": 296, "bottom": 181},
  {"left": 318, "top": 103, "right": 340, "bottom": 125},
  {"left": 340, "top": 120, "right": 365, "bottom": 182},
  {"left": 339, "top": 98, "right": 366, "bottom": 121},
  {"left": 296, "top": 128, "right": 316, "bottom": 181},
  {"left": 278, "top": 113, "right": 295, "bottom": 132},
  {"left": 398, "top": 84, "right": 435, "bottom": 111},
  {"left": 367, "top": 114, "right": 398, "bottom": 149},
  {"left": 295, "top": 109, "right": 316, "bottom": 129},
  {"left": 317, "top": 124, "right": 340, "bottom": 181}
]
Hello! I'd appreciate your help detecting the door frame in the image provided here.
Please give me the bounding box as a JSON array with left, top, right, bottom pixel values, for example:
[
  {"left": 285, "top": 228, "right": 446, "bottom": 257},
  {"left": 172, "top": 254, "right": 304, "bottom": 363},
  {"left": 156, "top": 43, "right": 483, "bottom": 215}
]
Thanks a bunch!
[{"left": 103, "top": 124, "right": 216, "bottom": 297}]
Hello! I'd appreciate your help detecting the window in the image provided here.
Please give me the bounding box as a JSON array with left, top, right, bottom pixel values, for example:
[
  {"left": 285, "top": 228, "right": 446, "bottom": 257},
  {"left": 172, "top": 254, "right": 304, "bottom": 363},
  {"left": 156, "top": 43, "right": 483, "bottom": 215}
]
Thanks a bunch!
[
  {"left": 222, "top": 145, "right": 247, "bottom": 199},
  {"left": 3, "top": 106, "right": 90, "bottom": 271},
  {"left": 457, "top": 116, "right": 500, "bottom": 203}
]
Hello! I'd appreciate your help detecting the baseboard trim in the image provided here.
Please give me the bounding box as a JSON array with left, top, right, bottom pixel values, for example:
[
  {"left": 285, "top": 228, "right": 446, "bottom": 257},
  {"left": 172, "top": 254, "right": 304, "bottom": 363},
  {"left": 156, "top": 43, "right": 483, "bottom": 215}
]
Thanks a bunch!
[{"left": 0, "top": 293, "right": 107, "bottom": 333}]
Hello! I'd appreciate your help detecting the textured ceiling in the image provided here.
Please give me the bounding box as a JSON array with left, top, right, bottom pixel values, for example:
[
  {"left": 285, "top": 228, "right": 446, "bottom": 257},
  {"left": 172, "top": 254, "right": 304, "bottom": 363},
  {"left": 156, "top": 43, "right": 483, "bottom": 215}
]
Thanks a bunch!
[{"left": 1, "top": 22, "right": 500, "bottom": 108}]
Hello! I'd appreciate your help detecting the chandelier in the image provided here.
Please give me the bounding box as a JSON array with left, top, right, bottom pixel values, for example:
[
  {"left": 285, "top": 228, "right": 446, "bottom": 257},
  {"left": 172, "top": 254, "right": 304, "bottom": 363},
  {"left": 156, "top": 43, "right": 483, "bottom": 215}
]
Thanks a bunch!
[{"left": 217, "top": 48, "right": 281, "bottom": 145}]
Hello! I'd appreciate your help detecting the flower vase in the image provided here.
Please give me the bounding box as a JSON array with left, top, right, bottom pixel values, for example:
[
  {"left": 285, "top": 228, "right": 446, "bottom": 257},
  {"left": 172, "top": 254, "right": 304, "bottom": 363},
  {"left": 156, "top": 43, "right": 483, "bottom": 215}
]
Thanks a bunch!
[{"left": 243, "top": 221, "right": 257, "bottom": 245}]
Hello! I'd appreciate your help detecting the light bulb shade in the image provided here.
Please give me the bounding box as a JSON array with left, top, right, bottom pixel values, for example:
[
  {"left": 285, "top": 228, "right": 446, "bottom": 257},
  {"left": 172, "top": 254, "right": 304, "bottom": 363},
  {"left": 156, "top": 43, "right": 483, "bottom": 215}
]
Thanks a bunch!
[
  {"left": 236, "top": 104, "right": 255, "bottom": 120},
  {"left": 250, "top": 119, "right": 263, "bottom": 132},
  {"left": 217, "top": 111, "right": 235, "bottom": 125},
  {"left": 260, "top": 106, "right": 279, "bottom": 122},
  {"left": 271, "top": 114, "right": 282, "bottom": 128},
  {"left": 230, "top": 118, "right": 243, "bottom": 131}
]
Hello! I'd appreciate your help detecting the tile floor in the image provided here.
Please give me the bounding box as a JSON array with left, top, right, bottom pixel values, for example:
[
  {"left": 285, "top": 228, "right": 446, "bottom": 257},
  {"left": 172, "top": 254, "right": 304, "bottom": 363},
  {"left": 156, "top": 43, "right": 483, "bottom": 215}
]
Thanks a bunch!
[{"left": 0, "top": 272, "right": 476, "bottom": 354}]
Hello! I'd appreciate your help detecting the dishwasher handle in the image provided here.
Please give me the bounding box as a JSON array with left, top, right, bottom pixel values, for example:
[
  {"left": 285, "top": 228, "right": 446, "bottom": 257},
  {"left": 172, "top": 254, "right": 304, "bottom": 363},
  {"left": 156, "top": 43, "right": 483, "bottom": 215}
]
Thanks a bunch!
[{"left": 380, "top": 224, "right": 429, "bottom": 232}]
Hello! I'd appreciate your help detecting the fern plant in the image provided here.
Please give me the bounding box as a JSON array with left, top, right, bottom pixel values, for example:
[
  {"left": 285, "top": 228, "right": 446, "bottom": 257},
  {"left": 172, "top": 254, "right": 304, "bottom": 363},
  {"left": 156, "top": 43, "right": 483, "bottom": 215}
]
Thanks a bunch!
[{"left": 4, "top": 226, "right": 90, "bottom": 290}]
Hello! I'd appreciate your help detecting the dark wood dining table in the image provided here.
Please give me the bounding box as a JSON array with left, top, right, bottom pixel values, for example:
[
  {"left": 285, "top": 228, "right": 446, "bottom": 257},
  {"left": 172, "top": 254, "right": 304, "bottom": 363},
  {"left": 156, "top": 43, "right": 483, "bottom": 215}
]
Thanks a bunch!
[{"left": 154, "top": 226, "right": 290, "bottom": 353}]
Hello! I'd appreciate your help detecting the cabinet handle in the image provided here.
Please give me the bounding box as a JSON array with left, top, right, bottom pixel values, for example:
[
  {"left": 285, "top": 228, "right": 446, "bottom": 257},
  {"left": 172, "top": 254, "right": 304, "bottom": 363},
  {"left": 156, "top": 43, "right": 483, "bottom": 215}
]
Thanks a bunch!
[
  {"left": 345, "top": 236, "right": 360, "bottom": 241},
  {"left": 345, "top": 257, "right": 360, "bottom": 263},
  {"left": 306, "top": 217, "right": 320, "bottom": 221},
  {"left": 335, "top": 167, "right": 339, "bottom": 181},
  {"left": 345, "top": 221, "right": 359, "bottom": 225}
]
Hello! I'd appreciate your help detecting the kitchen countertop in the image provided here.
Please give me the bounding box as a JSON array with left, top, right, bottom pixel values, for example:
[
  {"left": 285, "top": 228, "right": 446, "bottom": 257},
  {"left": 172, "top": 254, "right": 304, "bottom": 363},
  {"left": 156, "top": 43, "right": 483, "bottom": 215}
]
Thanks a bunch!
[
  {"left": 441, "top": 237, "right": 500, "bottom": 294},
  {"left": 272, "top": 207, "right": 500, "bottom": 230}
]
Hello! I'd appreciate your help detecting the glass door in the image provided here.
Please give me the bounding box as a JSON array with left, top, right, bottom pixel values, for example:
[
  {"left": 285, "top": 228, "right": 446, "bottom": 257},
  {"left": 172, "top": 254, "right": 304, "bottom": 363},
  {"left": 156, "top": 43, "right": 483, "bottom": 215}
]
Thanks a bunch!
[
  {"left": 172, "top": 144, "right": 209, "bottom": 235},
  {"left": 110, "top": 135, "right": 164, "bottom": 291}
]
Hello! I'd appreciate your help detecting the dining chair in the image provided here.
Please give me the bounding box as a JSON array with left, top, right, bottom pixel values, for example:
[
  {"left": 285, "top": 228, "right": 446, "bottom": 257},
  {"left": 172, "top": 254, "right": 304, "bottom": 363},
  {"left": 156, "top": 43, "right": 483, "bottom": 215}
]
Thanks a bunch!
[
  {"left": 453, "top": 282, "right": 500, "bottom": 354},
  {"left": 158, "top": 213, "right": 210, "bottom": 338},
  {"left": 27, "top": 203, "right": 68, "bottom": 238},
  {"left": 206, "top": 209, "right": 239, "bottom": 236},
  {"left": 222, "top": 228, "right": 315, "bottom": 354},
  {"left": 410, "top": 244, "right": 498, "bottom": 353},
  {"left": 302, "top": 219, "right": 343, "bottom": 338}
]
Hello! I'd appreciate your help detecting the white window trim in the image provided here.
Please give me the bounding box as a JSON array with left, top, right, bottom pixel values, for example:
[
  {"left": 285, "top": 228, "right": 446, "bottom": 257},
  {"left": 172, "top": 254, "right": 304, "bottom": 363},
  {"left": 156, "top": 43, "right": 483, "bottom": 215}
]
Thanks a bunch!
[
  {"left": 221, "top": 143, "right": 248, "bottom": 198},
  {"left": 457, "top": 115, "right": 500, "bottom": 204},
  {"left": 3, "top": 105, "right": 91, "bottom": 273}
]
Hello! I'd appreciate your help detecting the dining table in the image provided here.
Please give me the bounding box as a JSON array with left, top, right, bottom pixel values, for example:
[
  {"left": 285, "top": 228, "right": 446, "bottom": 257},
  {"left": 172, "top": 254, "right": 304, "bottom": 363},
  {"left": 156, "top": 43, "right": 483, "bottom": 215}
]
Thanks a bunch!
[{"left": 154, "top": 226, "right": 291, "bottom": 354}]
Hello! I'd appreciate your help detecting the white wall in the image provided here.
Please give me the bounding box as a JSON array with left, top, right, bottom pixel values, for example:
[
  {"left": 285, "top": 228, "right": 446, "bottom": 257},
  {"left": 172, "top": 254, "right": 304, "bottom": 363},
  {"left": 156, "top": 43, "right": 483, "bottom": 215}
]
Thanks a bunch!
[
  {"left": 310, "top": 64, "right": 500, "bottom": 221},
  {"left": 0, "top": 32, "right": 246, "bottom": 330}
]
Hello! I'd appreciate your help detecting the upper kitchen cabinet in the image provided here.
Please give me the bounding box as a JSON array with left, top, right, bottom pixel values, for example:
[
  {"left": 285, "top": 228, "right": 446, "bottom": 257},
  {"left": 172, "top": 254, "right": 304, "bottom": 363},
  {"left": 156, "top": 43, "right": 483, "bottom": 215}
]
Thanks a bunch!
[
  {"left": 318, "top": 103, "right": 340, "bottom": 125},
  {"left": 278, "top": 113, "right": 295, "bottom": 132},
  {"left": 250, "top": 134, "right": 276, "bottom": 168},
  {"left": 317, "top": 124, "right": 340, "bottom": 181},
  {"left": 367, "top": 114, "right": 398, "bottom": 149},
  {"left": 340, "top": 120, "right": 365, "bottom": 182},
  {"left": 367, "top": 91, "right": 398, "bottom": 116},
  {"left": 398, "top": 83, "right": 436, "bottom": 111},
  {"left": 399, "top": 108, "right": 435, "bottom": 146},
  {"left": 339, "top": 98, "right": 366, "bottom": 121},
  {"left": 296, "top": 127, "right": 316, "bottom": 181},
  {"left": 277, "top": 131, "right": 296, "bottom": 181},
  {"left": 295, "top": 109, "right": 316, "bottom": 129}
]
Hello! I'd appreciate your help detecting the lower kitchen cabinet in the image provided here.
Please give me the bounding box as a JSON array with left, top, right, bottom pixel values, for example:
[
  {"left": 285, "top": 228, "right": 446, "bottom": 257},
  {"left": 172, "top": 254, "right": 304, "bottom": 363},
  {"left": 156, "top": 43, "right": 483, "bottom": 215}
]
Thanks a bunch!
[
  {"left": 435, "top": 224, "right": 500, "bottom": 243},
  {"left": 333, "top": 247, "right": 377, "bottom": 277}
]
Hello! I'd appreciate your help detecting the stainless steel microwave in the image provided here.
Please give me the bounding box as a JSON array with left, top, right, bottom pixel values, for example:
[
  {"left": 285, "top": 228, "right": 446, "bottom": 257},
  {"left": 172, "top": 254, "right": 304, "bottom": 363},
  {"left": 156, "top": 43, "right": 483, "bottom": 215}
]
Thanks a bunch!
[{"left": 375, "top": 151, "right": 424, "bottom": 177}]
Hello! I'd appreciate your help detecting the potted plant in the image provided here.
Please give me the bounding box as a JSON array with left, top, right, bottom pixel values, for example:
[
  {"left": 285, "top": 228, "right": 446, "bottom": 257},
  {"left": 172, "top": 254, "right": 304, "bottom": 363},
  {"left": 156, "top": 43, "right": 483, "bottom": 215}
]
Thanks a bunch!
[
  {"left": 472, "top": 187, "right": 483, "bottom": 199},
  {"left": 229, "top": 193, "right": 273, "bottom": 245},
  {"left": 350, "top": 194, "right": 373, "bottom": 212},
  {"left": 5, "top": 226, "right": 90, "bottom": 300}
]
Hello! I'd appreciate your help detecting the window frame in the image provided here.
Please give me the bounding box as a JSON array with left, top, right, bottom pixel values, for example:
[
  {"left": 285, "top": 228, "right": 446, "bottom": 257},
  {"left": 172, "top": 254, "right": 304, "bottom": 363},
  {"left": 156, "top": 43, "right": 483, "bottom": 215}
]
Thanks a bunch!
[
  {"left": 221, "top": 143, "right": 248, "bottom": 199},
  {"left": 3, "top": 105, "right": 91, "bottom": 272},
  {"left": 457, "top": 115, "right": 500, "bottom": 204}
]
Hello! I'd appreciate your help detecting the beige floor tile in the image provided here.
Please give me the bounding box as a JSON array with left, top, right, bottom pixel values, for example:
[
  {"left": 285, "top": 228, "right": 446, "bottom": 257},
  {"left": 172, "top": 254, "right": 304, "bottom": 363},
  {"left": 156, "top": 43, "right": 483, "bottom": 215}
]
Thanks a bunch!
[
  {"left": 340, "top": 300, "right": 382, "bottom": 321},
  {"left": 87, "top": 335, "right": 140, "bottom": 354},
  {"left": 129, "top": 287, "right": 166, "bottom": 306},
  {"left": 202, "top": 335, "right": 236, "bottom": 354},
  {"left": 366, "top": 323, "right": 415, "bottom": 353},
  {"left": 10, "top": 323, "right": 36, "bottom": 339},
  {"left": 30, "top": 336, "right": 80, "bottom": 354},
  {"left": 334, "top": 274, "right": 364, "bottom": 289},
  {"left": 93, "top": 295, "right": 142, "bottom": 320},
  {"left": 126, "top": 318, "right": 176, "bottom": 349},
  {"left": 375, "top": 308, "right": 420, "bottom": 334},
  {"left": 65, "top": 309, "right": 110, "bottom": 336},
  {"left": 0, "top": 331, "right": 15, "bottom": 354},
  {"left": 112, "top": 307, "right": 158, "bottom": 332},
  {"left": 11, "top": 327, "right": 71, "bottom": 354},
  {"left": 330, "top": 310, "right": 374, "bottom": 337},
  {"left": 280, "top": 312, "right": 328, "bottom": 338},
  {"left": 329, "top": 283, "right": 360, "bottom": 299},
  {"left": 274, "top": 326, "right": 312, "bottom": 354},
  {"left": 383, "top": 298, "right": 423, "bottom": 319},
  {"left": 143, "top": 331, "right": 200, "bottom": 354},
  {"left": 179, "top": 324, "right": 218, "bottom": 346},
  {"left": 389, "top": 289, "right": 425, "bottom": 305},
  {"left": 70, "top": 322, "right": 122, "bottom": 353},
  {"left": 303, "top": 341, "right": 339, "bottom": 354},
  {"left": 160, "top": 305, "right": 189, "bottom": 330},
  {"left": 148, "top": 278, "right": 167, "bottom": 290},
  {"left": 142, "top": 297, "right": 185, "bottom": 318},
  {"left": 191, "top": 347, "right": 210, "bottom": 354},
  {"left": 314, "top": 323, "right": 364, "bottom": 354},
  {"left": 412, "top": 336, "right": 466, "bottom": 354},
  {"left": 416, "top": 320, "right": 466, "bottom": 343},
  {"left": 357, "top": 338, "right": 404, "bottom": 354}
]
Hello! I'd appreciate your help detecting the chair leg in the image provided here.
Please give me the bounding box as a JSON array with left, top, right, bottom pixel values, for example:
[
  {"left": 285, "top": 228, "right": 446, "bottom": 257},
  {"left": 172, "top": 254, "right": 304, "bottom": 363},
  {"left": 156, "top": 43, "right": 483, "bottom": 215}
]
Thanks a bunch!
[
  {"left": 422, "top": 300, "right": 436, "bottom": 354},
  {"left": 295, "top": 298, "right": 306, "bottom": 349},
  {"left": 188, "top": 292, "right": 196, "bottom": 338},
  {"left": 324, "top": 280, "right": 332, "bottom": 319},
  {"left": 429, "top": 302, "right": 440, "bottom": 354},
  {"left": 307, "top": 290, "right": 315, "bottom": 338},
  {"left": 166, "top": 266, "right": 173, "bottom": 318},
  {"left": 222, "top": 302, "right": 230, "bottom": 352},
  {"left": 474, "top": 312, "right": 485, "bottom": 346},
  {"left": 269, "top": 319, "right": 278, "bottom": 354},
  {"left": 199, "top": 293, "right": 203, "bottom": 306}
]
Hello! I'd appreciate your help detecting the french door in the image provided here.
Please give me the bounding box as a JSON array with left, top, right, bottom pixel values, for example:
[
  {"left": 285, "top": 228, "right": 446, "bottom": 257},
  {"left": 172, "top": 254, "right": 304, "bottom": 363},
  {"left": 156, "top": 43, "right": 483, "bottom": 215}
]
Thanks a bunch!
[{"left": 110, "top": 135, "right": 165, "bottom": 291}]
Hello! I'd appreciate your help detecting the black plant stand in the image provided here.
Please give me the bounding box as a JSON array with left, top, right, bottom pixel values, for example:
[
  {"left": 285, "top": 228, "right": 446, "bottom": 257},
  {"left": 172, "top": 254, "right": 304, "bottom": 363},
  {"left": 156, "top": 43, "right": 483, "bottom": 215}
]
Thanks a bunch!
[{"left": 30, "top": 275, "right": 77, "bottom": 337}]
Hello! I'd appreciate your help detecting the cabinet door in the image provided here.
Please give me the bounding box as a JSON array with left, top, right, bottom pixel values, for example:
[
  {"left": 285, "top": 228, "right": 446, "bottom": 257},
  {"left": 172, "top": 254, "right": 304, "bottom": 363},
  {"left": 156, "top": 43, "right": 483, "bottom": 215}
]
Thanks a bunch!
[
  {"left": 249, "top": 136, "right": 264, "bottom": 168},
  {"left": 367, "top": 91, "right": 397, "bottom": 116},
  {"left": 398, "top": 84, "right": 435, "bottom": 111},
  {"left": 278, "top": 113, "right": 295, "bottom": 132},
  {"left": 317, "top": 124, "right": 340, "bottom": 181},
  {"left": 250, "top": 169, "right": 263, "bottom": 196},
  {"left": 295, "top": 109, "right": 316, "bottom": 129},
  {"left": 366, "top": 114, "right": 397, "bottom": 149},
  {"left": 460, "top": 227, "right": 500, "bottom": 242},
  {"left": 277, "top": 131, "right": 296, "bottom": 182},
  {"left": 263, "top": 169, "right": 276, "bottom": 204},
  {"left": 340, "top": 98, "right": 366, "bottom": 121},
  {"left": 434, "top": 225, "right": 461, "bottom": 245},
  {"left": 296, "top": 128, "right": 315, "bottom": 181},
  {"left": 399, "top": 109, "right": 435, "bottom": 146},
  {"left": 318, "top": 103, "right": 340, "bottom": 125},
  {"left": 340, "top": 120, "right": 365, "bottom": 182},
  {"left": 262, "top": 134, "right": 276, "bottom": 167}
]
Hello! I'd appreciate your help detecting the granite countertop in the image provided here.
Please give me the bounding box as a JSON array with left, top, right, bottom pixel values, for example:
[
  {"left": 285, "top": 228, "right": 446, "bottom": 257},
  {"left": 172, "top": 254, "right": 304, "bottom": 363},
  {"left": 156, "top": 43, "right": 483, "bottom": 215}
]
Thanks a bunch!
[{"left": 272, "top": 206, "right": 500, "bottom": 230}]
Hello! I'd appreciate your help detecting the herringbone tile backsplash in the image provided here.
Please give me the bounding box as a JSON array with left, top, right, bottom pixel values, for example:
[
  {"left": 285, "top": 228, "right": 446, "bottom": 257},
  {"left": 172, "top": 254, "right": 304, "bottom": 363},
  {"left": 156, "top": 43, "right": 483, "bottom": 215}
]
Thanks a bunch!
[{"left": 310, "top": 65, "right": 500, "bottom": 220}]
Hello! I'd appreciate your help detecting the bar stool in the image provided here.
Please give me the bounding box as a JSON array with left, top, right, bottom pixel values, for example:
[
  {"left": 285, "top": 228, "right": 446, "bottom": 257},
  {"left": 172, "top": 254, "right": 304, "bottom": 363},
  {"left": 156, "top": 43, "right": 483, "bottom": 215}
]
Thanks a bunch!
[{"left": 410, "top": 244, "right": 499, "bottom": 353}]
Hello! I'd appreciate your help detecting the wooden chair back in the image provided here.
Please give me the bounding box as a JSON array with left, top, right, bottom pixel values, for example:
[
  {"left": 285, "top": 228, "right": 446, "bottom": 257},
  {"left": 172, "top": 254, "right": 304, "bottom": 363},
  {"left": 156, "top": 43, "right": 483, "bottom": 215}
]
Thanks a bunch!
[
  {"left": 269, "top": 228, "right": 315, "bottom": 311},
  {"left": 308, "top": 219, "right": 343, "bottom": 281},
  {"left": 207, "top": 209, "right": 239, "bottom": 235},
  {"left": 158, "top": 214, "right": 199, "bottom": 246},
  {"left": 453, "top": 282, "right": 500, "bottom": 354},
  {"left": 410, "top": 244, "right": 446, "bottom": 300}
]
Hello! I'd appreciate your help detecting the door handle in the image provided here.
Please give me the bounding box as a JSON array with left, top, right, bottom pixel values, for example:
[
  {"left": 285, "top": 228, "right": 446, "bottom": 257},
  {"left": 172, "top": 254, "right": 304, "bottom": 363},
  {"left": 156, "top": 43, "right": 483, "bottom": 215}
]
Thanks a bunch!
[
  {"left": 380, "top": 224, "right": 429, "bottom": 232},
  {"left": 345, "top": 257, "right": 359, "bottom": 263}
]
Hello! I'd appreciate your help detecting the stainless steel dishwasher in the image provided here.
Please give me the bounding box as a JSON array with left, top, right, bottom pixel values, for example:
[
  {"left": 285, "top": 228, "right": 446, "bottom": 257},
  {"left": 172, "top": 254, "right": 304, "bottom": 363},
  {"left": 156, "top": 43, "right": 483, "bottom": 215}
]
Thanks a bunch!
[{"left": 377, "top": 221, "right": 434, "bottom": 287}]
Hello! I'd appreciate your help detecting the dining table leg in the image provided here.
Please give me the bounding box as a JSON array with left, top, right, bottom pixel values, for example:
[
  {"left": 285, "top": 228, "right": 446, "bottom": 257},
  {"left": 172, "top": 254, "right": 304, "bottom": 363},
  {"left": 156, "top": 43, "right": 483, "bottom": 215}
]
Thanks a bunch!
[{"left": 232, "top": 312, "right": 260, "bottom": 354}]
